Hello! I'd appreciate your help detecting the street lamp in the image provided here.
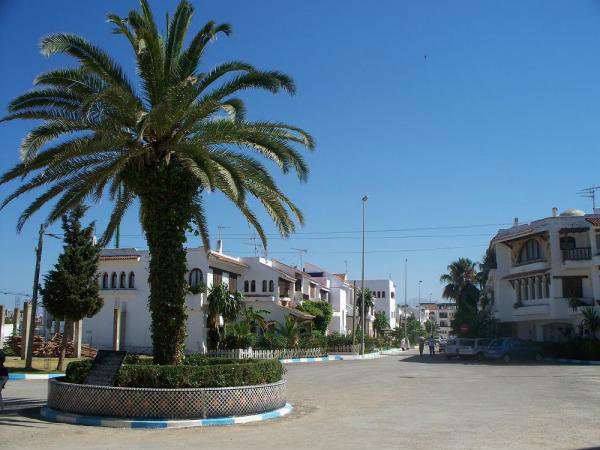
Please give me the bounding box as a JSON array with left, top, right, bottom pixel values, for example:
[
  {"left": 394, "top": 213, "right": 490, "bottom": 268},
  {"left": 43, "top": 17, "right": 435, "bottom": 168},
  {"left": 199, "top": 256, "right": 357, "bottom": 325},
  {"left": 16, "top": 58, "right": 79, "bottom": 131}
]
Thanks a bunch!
[
  {"left": 360, "top": 195, "right": 368, "bottom": 355},
  {"left": 403, "top": 258, "right": 407, "bottom": 348}
]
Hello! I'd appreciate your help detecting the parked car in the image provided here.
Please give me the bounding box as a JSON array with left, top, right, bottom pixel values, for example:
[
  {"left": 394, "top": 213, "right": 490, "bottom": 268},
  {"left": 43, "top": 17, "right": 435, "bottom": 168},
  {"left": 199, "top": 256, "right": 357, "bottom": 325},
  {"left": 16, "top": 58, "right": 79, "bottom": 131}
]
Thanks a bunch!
[
  {"left": 445, "top": 338, "right": 468, "bottom": 358},
  {"left": 438, "top": 338, "right": 447, "bottom": 353},
  {"left": 458, "top": 338, "right": 490, "bottom": 360},
  {"left": 484, "top": 338, "right": 543, "bottom": 363}
]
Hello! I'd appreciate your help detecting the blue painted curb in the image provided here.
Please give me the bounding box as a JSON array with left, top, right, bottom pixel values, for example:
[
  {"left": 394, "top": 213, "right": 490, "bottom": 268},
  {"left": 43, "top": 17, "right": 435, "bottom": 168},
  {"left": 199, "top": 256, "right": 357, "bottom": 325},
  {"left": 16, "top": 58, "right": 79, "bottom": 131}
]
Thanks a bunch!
[
  {"left": 279, "top": 348, "right": 407, "bottom": 364},
  {"left": 39, "top": 403, "right": 293, "bottom": 428},
  {"left": 543, "top": 357, "right": 600, "bottom": 365},
  {"left": 9, "top": 373, "right": 64, "bottom": 380}
]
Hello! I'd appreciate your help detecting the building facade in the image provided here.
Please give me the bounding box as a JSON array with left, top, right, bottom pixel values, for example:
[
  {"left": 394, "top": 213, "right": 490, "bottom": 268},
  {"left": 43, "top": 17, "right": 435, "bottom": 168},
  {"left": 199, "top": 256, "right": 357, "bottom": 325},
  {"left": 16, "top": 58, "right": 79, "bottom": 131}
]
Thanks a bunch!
[
  {"left": 351, "top": 279, "right": 398, "bottom": 330},
  {"left": 488, "top": 208, "right": 600, "bottom": 342}
]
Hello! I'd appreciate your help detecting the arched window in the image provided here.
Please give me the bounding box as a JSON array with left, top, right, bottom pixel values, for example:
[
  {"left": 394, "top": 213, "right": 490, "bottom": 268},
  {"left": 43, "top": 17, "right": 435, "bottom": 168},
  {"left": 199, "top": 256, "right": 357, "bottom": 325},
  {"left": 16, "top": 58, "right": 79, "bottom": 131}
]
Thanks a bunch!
[
  {"left": 111, "top": 272, "right": 117, "bottom": 288},
  {"left": 244, "top": 280, "right": 249, "bottom": 292},
  {"left": 262, "top": 280, "right": 267, "bottom": 292},
  {"left": 102, "top": 273, "right": 109, "bottom": 289},
  {"left": 382, "top": 291, "right": 386, "bottom": 298},
  {"left": 391, "top": 291, "right": 395, "bottom": 299},
  {"left": 251, "top": 280, "right": 256, "bottom": 292},
  {"left": 519, "top": 239, "right": 543, "bottom": 263},
  {"left": 188, "top": 268, "right": 203, "bottom": 288},
  {"left": 377, "top": 291, "right": 381, "bottom": 298},
  {"left": 119, "top": 272, "right": 126, "bottom": 289},
  {"left": 560, "top": 236, "right": 576, "bottom": 251},
  {"left": 269, "top": 280, "right": 274, "bottom": 292},
  {"left": 128, "top": 272, "right": 135, "bottom": 289}
]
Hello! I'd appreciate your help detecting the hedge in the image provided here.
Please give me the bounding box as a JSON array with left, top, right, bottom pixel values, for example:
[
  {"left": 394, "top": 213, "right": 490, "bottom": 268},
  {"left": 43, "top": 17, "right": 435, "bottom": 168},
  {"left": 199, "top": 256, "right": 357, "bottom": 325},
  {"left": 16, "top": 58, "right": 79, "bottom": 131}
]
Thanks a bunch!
[
  {"left": 65, "top": 359, "right": 94, "bottom": 383},
  {"left": 116, "top": 359, "right": 285, "bottom": 388},
  {"left": 542, "top": 340, "right": 600, "bottom": 361}
]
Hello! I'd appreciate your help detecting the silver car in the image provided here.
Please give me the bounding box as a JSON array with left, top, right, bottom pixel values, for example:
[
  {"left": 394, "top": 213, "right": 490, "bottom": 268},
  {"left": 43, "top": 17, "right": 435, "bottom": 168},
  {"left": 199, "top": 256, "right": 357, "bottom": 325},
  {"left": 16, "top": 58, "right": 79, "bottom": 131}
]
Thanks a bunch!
[
  {"left": 445, "top": 338, "right": 467, "bottom": 358},
  {"left": 458, "top": 338, "right": 491, "bottom": 360}
]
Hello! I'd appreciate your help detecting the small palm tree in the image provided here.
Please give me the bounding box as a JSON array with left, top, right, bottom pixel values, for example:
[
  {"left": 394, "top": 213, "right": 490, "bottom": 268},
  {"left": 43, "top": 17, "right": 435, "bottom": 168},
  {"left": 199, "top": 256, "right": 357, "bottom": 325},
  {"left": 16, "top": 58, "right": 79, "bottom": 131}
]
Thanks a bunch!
[
  {"left": 373, "top": 311, "right": 389, "bottom": 337},
  {"left": 207, "top": 283, "right": 243, "bottom": 350},
  {"left": 582, "top": 306, "right": 600, "bottom": 340},
  {"left": 240, "top": 306, "right": 270, "bottom": 333},
  {"left": 0, "top": 0, "right": 313, "bottom": 364},
  {"left": 275, "top": 317, "right": 309, "bottom": 348},
  {"left": 355, "top": 288, "right": 374, "bottom": 334}
]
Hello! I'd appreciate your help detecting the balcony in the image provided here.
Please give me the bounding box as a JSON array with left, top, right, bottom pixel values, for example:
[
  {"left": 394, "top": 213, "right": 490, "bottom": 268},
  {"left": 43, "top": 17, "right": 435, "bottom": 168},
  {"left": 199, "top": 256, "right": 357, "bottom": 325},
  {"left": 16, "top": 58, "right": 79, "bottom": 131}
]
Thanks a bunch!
[{"left": 562, "top": 247, "right": 591, "bottom": 261}]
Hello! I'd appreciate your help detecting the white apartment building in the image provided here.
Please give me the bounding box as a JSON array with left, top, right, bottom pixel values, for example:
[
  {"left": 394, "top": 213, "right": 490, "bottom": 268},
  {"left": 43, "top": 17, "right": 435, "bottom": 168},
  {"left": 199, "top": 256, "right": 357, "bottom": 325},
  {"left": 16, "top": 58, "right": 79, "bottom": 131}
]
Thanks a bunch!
[
  {"left": 304, "top": 263, "right": 354, "bottom": 335},
  {"left": 488, "top": 208, "right": 600, "bottom": 342},
  {"left": 418, "top": 302, "right": 456, "bottom": 338},
  {"left": 351, "top": 279, "right": 398, "bottom": 330}
]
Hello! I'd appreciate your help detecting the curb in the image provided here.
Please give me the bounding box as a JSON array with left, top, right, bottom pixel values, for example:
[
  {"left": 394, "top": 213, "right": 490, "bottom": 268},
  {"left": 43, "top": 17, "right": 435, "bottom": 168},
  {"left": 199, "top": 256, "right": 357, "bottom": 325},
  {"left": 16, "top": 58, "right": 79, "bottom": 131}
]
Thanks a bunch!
[
  {"left": 9, "top": 373, "right": 64, "bottom": 381},
  {"left": 39, "top": 403, "right": 293, "bottom": 428},
  {"left": 543, "top": 357, "right": 600, "bottom": 365},
  {"left": 280, "top": 348, "right": 408, "bottom": 364}
]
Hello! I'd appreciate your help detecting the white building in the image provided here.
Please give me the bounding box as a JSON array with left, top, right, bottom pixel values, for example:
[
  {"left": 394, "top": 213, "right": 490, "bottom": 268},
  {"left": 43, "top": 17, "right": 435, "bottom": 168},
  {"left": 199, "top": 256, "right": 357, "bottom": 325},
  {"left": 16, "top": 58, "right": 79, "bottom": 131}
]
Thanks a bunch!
[
  {"left": 83, "top": 245, "right": 247, "bottom": 353},
  {"left": 351, "top": 279, "right": 398, "bottom": 330},
  {"left": 304, "top": 263, "right": 354, "bottom": 335},
  {"left": 488, "top": 208, "right": 600, "bottom": 342},
  {"left": 436, "top": 303, "right": 456, "bottom": 339}
]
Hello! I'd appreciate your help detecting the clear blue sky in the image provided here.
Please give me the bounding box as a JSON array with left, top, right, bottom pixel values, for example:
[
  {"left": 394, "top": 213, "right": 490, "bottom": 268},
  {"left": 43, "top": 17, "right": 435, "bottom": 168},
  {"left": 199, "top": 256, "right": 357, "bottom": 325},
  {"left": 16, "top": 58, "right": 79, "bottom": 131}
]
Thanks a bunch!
[{"left": 2, "top": 0, "right": 600, "bottom": 308}]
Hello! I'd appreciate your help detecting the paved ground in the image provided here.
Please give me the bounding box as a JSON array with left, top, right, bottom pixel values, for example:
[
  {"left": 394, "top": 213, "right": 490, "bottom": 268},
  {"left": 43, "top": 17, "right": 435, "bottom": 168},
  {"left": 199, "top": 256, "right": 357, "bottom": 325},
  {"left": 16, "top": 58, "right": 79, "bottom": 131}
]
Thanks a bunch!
[{"left": 2, "top": 351, "right": 600, "bottom": 450}]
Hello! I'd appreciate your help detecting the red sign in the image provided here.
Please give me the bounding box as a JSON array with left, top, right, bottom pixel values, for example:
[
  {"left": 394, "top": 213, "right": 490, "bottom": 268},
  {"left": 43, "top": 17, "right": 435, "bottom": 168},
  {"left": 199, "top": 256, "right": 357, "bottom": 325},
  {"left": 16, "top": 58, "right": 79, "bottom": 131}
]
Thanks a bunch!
[{"left": 460, "top": 323, "right": 469, "bottom": 334}]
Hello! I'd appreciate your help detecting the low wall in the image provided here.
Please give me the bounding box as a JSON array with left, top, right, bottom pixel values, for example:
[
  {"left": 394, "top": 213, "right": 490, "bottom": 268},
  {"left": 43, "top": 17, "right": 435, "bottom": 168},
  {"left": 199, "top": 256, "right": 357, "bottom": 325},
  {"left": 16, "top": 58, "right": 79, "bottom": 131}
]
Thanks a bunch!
[{"left": 47, "top": 378, "right": 286, "bottom": 419}]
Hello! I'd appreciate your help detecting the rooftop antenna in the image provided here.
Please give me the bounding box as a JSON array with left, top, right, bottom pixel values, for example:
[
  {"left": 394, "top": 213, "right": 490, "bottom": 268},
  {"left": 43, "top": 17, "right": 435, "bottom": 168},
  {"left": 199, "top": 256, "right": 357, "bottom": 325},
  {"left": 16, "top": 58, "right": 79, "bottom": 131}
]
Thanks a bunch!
[
  {"left": 344, "top": 260, "right": 348, "bottom": 274},
  {"left": 217, "top": 225, "right": 231, "bottom": 241},
  {"left": 578, "top": 186, "right": 600, "bottom": 210},
  {"left": 291, "top": 248, "right": 307, "bottom": 268}
]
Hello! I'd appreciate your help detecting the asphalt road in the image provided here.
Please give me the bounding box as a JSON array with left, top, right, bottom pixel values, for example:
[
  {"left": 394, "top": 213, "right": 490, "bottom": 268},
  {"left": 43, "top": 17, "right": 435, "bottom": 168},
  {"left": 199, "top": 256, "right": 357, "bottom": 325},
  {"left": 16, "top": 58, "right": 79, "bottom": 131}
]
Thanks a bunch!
[{"left": 2, "top": 351, "right": 600, "bottom": 450}]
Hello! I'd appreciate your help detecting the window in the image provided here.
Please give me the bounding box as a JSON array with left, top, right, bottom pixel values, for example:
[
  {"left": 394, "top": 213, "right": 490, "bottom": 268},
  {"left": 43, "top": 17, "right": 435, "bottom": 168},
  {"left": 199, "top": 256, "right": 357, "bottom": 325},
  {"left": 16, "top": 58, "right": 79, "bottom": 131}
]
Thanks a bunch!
[
  {"left": 391, "top": 291, "right": 395, "bottom": 298},
  {"left": 251, "top": 280, "right": 256, "bottom": 292},
  {"left": 269, "top": 280, "right": 274, "bottom": 292},
  {"left": 560, "top": 236, "right": 576, "bottom": 251},
  {"left": 111, "top": 272, "right": 117, "bottom": 289},
  {"left": 519, "top": 239, "right": 543, "bottom": 263},
  {"left": 102, "top": 273, "right": 109, "bottom": 289},
  {"left": 189, "top": 268, "right": 203, "bottom": 288},
  {"left": 119, "top": 272, "right": 126, "bottom": 289},
  {"left": 295, "top": 277, "right": 302, "bottom": 291},
  {"left": 262, "top": 280, "right": 267, "bottom": 292},
  {"left": 439, "top": 312, "right": 448, "bottom": 319},
  {"left": 516, "top": 280, "right": 522, "bottom": 302},
  {"left": 229, "top": 274, "right": 237, "bottom": 292},
  {"left": 562, "top": 277, "right": 583, "bottom": 298},
  {"left": 537, "top": 276, "right": 543, "bottom": 299},
  {"left": 545, "top": 275, "right": 551, "bottom": 298},
  {"left": 244, "top": 280, "right": 249, "bottom": 292},
  {"left": 376, "top": 291, "right": 381, "bottom": 298},
  {"left": 523, "top": 279, "right": 529, "bottom": 300},
  {"left": 212, "top": 268, "right": 223, "bottom": 286},
  {"left": 128, "top": 272, "right": 135, "bottom": 289},
  {"left": 382, "top": 291, "right": 386, "bottom": 298}
]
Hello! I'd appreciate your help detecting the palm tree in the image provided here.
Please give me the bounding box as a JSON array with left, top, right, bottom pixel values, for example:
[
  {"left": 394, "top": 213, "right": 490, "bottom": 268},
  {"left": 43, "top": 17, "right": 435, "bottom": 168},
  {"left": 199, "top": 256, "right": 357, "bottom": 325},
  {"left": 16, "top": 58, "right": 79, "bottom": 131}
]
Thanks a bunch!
[
  {"left": 206, "top": 284, "right": 243, "bottom": 350},
  {"left": 275, "top": 317, "right": 309, "bottom": 348},
  {"left": 582, "top": 306, "right": 600, "bottom": 340},
  {"left": 0, "top": 1, "right": 313, "bottom": 364},
  {"left": 240, "top": 306, "right": 270, "bottom": 333},
  {"left": 440, "top": 258, "right": 479, "bottom": 302},
  {"left": 355, "top": 288, "right": 374, "bottom": 335},
  {"left": 424, "top": 319, "right": 438, "bottom": 338}
]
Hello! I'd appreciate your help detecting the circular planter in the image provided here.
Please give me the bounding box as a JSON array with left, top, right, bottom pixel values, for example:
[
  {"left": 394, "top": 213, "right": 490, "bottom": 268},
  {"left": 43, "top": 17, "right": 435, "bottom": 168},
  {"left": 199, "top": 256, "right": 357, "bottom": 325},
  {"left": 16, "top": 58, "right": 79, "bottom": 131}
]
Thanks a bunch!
[{"left": 47, "top": 378, "right": 286, "bottom": 419}]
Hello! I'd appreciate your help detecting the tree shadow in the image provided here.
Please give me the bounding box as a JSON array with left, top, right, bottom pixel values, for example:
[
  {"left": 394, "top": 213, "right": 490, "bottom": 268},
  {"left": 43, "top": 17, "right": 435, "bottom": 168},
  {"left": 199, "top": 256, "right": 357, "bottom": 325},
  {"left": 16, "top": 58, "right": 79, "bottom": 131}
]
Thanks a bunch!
[
  {"left": 0, "top": 404, "right": 47, "bottom": 428},
  {"left": 399, "top": 354, "right": 560, "bottom": 367}
]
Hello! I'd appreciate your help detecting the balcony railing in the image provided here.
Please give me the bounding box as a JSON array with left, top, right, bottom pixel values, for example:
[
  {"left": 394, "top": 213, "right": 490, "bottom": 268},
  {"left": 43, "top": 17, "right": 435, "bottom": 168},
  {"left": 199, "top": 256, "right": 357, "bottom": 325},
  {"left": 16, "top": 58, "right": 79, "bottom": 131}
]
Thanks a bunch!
[{"left": 562, "top": 247, "right": 591, "bottom": 261}]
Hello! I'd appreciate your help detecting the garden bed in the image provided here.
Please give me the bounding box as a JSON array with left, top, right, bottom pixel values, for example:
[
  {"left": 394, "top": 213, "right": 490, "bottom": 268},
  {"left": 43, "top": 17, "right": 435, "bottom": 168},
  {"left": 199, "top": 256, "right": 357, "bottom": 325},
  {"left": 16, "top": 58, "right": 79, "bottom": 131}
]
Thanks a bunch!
[{"left": 50, "top": 356, "right": 287, "bottom": 419}]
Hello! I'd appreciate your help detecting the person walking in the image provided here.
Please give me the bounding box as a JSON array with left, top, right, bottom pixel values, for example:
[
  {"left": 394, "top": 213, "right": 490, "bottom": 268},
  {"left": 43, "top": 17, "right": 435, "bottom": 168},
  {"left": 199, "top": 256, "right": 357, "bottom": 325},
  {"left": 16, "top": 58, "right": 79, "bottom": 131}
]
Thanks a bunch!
[
  {"left": 428, "top": 336, "right": 435, "bottom": 356},
  {"left": 418, "top": 335, "right": 425, "bottom": 356},
  {"left": 0, "top": 351, "right": 8, "bottom": 412}
]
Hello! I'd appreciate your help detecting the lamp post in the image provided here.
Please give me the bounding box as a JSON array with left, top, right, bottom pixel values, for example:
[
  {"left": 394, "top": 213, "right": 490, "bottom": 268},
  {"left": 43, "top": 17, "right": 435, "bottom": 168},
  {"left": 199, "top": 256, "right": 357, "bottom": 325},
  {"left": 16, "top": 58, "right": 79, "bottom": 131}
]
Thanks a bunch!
[
  {"left": 361, "top": 195, "right": 368, "bottom": 355},
  {"left": 403, "top": 258, "right": 408, "bottom": 347}
]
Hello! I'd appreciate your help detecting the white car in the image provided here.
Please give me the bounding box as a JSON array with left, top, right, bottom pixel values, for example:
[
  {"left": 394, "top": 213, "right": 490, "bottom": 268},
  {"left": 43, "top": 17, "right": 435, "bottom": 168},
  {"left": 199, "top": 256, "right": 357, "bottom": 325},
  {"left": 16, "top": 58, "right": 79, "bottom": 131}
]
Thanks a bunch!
[
  {"left": 445, "top": 338, "right": 467, "bottom": 358},
  {"left": 458, "top": 338, "right": 491, "bottom": 359}
]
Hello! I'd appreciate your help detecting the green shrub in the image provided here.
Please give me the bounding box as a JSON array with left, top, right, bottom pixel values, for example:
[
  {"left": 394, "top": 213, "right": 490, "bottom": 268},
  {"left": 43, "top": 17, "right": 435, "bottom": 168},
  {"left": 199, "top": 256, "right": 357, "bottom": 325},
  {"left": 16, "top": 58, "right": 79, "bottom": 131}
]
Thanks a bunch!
[
  {"left": 299, "top": 331, "right": 326, "bottom": 349},
  {"left": 116, "top": 359, "right": 285, "bottom": 388},
  {"left": 326, "top": 332, "right": 354, "bottom": 349},
  {"left": 542, "top": 340, "right": 600, "bottom": 360},
  {"left": 184, "top": 355, "right": 260, "bottom": 366},
  {"left": 296, "top": 301, "right": 332, "bottom": 334},
  {"left": 65, "top": 359, "right": 94, "bottom": 383},
  {"left": 222, "top": 333, "right": 256, "bottom": 350},
  {"left": 123, "top": 354, "right": 154, "bottom": 365},
  {"left": 255, "top": 333, "right": 288, "bottom": 350}
]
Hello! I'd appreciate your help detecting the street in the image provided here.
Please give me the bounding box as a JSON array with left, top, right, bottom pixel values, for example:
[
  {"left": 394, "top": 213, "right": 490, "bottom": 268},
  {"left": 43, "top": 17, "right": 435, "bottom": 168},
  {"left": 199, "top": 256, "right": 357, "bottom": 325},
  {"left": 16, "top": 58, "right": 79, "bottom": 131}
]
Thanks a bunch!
[{"left": 2, "top": 351, "right": 600, "bottom": 450}]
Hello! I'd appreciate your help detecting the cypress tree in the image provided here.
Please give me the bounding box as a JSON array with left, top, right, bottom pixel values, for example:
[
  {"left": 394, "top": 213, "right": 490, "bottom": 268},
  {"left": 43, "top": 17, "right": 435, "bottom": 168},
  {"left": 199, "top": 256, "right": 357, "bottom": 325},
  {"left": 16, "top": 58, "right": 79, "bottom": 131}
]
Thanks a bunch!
[{"left": 41, "top": 205, "right": 103, "bottom": 371}]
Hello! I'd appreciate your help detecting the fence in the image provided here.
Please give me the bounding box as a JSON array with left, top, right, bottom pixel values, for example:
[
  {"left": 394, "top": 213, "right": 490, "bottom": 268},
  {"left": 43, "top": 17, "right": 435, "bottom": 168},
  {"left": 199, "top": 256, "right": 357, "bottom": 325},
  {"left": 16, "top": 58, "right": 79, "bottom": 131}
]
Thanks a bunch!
[{"left": 204, "top": 348, "right": 325, "bottom": 359}]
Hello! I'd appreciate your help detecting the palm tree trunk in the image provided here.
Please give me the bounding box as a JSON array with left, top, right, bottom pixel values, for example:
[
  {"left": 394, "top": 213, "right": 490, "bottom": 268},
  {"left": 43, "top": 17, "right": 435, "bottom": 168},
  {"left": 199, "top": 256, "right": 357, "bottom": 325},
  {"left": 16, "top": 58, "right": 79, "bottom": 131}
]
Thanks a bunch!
[{"left": 140, "top": 167, "right": 196, "bottom": 365}]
